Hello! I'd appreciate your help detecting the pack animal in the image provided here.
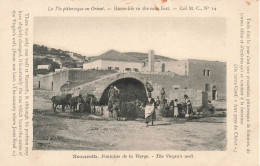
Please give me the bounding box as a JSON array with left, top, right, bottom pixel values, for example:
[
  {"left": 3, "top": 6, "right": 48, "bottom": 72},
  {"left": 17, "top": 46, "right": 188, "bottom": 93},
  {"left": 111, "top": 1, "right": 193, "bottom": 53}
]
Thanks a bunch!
[{"left": 51, "top": 94, "right": 73, "bottom": 114}]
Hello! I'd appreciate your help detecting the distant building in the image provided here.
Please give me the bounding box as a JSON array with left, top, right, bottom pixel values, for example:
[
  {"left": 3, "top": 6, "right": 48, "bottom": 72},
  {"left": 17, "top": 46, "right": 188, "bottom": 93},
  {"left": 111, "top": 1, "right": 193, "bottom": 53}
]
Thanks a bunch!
[
  {"left": 83, "top": 49, "right": 176, "bottom": 73},
  {"left": 55, "top": 68, "right": 63, "bottom": 72},
  {"left": 82, "top": 49, "right": 226, "bottom": 100},
  {"left": 52, "top": 58, "right": 61, "bottom": 63},
  {"left": 37, "top": 64, "right": 50, "bottom": 70},
  {"left": 83, "top": 50, "right": 143, "bottom": 72},
  {"left": 172, "top": 59, "right": 226, "bottom": 100},
  {"left": 124, "top": 51, "right": 177, "bottom": 73}
]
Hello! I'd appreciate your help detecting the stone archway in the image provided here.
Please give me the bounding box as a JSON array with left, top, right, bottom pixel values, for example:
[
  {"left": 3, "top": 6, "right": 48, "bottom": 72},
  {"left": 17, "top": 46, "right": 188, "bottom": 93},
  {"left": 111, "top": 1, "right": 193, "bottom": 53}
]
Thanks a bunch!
[{"left": 99, "top": 77, "right": 147, "bottom": 105}]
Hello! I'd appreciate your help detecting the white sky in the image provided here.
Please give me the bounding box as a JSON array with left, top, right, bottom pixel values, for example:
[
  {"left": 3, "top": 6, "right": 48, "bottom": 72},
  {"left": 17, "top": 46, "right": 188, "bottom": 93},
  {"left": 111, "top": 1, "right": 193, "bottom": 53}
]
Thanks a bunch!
[{"left": 34, "top": 17, "right": 226, "bottom": 61}]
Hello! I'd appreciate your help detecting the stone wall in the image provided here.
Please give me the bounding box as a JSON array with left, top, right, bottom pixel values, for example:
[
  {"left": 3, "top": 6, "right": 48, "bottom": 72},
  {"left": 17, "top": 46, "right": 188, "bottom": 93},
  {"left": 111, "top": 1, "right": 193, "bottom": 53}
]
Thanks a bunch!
[
  {"left": 167, "top": 89, "right": 204, "bottom": 107},
  {"left": 33, "top": 69, "right": 116, "bottom": 92},
  {"left": 33, "top": 70, "right": 69, "bottom": 92},
  {"left": 76, "top": 73, "right": 204, "bottom": 107},
  {"left": 34, "top": 68, "right": 225, "bottom": 108}
]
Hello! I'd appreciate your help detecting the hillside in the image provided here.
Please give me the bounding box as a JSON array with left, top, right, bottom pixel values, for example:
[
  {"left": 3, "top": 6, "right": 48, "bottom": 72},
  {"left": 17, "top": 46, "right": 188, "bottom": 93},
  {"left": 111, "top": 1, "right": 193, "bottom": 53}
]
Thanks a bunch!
[
  {"left": 88, "top": 51, "right": 178, "bottom": 62},
  {"left": 33, "top": 44, "right": 86, "bottom": 75},
  {"left": 33, "top": 45, "right": 177, "bottom": 76}
]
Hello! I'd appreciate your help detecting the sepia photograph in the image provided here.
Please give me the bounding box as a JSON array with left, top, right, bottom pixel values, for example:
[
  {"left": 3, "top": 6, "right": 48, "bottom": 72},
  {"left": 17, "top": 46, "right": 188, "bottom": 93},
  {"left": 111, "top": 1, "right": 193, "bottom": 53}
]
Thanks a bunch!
[{"left": 33, "top": 17, "right": 227, "bottom": 151}]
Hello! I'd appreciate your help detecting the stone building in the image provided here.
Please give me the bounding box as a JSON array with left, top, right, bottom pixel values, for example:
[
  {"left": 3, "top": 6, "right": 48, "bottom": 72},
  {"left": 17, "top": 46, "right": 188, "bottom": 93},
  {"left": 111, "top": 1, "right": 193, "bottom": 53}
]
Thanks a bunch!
[
  {"left": 82, "top": 49, "right": 226, "bottom": 100},
  {"left": 83, "top": 50, "right": 143, "bottom": 72},
  {"left": 83, "top": 49, "right": 179, "bottom": 73},
  {"left": 34, "top": 49, "right": 226, "bottom": 103},
  {"left": 37, "top": 64, "right": 50, "bottom": 70},
  {"left": 166, "top": 59, "right": 226, "bottom": 100}
]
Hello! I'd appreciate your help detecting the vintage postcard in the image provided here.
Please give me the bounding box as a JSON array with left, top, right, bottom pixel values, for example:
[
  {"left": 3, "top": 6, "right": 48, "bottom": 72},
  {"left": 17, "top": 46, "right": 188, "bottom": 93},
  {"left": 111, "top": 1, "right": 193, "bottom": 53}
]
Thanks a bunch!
[{"left": 0, "top": 0, "right": 258, "bottom": 166}]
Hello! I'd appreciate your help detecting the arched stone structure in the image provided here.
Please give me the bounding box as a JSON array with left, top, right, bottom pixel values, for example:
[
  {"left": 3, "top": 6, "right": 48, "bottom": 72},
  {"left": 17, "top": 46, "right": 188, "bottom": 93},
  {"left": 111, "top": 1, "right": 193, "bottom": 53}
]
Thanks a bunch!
[
  {"left": 100, "top": 77, "right": 146, "bottom": 105},
  {"left": 78, "top": 73, "right": 151, "bottom": 105},
  {"left": 99, "top": 77, "right": 147, "bottom": 105},
  {"left": 73, "top": 72, "right": 204, "bottom": 107}
]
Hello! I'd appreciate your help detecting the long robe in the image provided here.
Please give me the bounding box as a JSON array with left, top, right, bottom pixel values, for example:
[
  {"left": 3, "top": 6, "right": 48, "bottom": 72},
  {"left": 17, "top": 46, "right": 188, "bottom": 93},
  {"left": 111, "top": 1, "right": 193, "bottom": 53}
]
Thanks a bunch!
[
  {"left": 143, "top": 98, "right": 155, "bottom": 123},
  {"left": 108, "top": 88, "right": 115, "bottom": 113},
  {"left": 169, "top": 101, "right": 174, "bottom": 117},
  {"left": 185, "top": 98, "right": 193, "bottom": 114},
  {"left": 155, "top": 99, "right": 160, "bottom": 116},
  {"left": 173, "top": 102, "right": 178, "bottom": 117}
]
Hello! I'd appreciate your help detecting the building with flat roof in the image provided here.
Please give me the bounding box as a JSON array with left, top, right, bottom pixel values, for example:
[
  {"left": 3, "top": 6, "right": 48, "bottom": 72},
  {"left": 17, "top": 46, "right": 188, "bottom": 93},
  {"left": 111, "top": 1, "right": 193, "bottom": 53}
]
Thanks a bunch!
[
  {"left": 82, "top": 49, "right": 226, "bottom": 100},
  {"left": 83, "top": 49, "right": 177, "bottom": 73},
  {"left": 37, "top": 64, "right": 50, "bottom": 70}
]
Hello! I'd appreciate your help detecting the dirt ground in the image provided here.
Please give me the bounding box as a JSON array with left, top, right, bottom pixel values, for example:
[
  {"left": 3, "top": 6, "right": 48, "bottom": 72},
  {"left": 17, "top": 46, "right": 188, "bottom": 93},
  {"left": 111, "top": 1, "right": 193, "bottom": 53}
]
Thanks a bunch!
[{"left": 33, "top": 96, "right": 226, "bottom": 151}]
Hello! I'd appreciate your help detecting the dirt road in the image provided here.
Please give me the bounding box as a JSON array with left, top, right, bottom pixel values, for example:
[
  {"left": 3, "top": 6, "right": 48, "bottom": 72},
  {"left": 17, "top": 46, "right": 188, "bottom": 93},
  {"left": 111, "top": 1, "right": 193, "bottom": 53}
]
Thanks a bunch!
[{"left": 33, "top": 96, "right": 226, "bottom": 151}]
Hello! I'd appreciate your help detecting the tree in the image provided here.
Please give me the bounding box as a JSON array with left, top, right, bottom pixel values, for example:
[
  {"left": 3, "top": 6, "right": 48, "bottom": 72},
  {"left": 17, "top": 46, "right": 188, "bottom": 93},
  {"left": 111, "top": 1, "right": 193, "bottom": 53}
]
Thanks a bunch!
[
  {"left": 49, "top": 62, "right": 60, "bottom": 72},
  {"left": 62, "top": 61, "right": 77, "bottom": 68}
]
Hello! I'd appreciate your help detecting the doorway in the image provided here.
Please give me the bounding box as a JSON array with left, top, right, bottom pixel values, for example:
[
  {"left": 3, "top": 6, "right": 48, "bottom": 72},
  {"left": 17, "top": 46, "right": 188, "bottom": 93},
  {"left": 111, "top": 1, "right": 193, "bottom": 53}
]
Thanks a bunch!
[{"left": 162, "top": 63, "right": 165, "bottom": 72}]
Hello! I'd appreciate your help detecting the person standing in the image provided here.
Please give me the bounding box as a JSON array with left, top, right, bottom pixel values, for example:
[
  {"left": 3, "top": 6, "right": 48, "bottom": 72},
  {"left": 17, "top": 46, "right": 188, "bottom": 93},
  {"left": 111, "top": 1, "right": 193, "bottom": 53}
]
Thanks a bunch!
[
  {"left": 112, "top": 86, "right": 120, "bottom": 120},
  {"left": 108, "top": 86, "right": 115, "bottom": 115},
  {"left": 169, "top": 100, "right": 174, "bottom": 117},
  {"left": 90, "top": 96, "right": 95, "bottom": 113},
  {"left": 155, "top": 96, "right": 160, "bottom": 107},
  {"left": 163, "top": 99, "right": 169, "bottom": 117},
  {"left": 184, "top": 95, "right": 193, "bottom": 117},
  {"left": 160, "top": 88, "right": 165, "bottom": 100},
  {"left": 77, "top": 94, "right": 83, "bottom": 112},
  {"left": 143, "top": 92, "right": 156, "bottom": 126},
  {"left": 154, "top": 96, "right": 160, "bottom": 115},
  {"left": 112, "top": 97, "right": 120, "bottom": 120},
  {"left": 173, "top": 99, "right": 179, "bottom": 117}
]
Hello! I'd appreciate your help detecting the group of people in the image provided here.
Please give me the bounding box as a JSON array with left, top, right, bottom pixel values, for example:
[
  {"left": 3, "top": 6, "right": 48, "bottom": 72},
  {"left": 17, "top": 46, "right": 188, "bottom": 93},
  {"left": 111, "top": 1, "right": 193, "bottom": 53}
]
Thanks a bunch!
[
  {"left": 157, "top": 94, "right": 193, "bottom": 117},
  {"left": 106, "top": 82, "right": 194, "bottom": 126},
  {"left": 143, "top": 85, "right": 193, "bottom": 127}
]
